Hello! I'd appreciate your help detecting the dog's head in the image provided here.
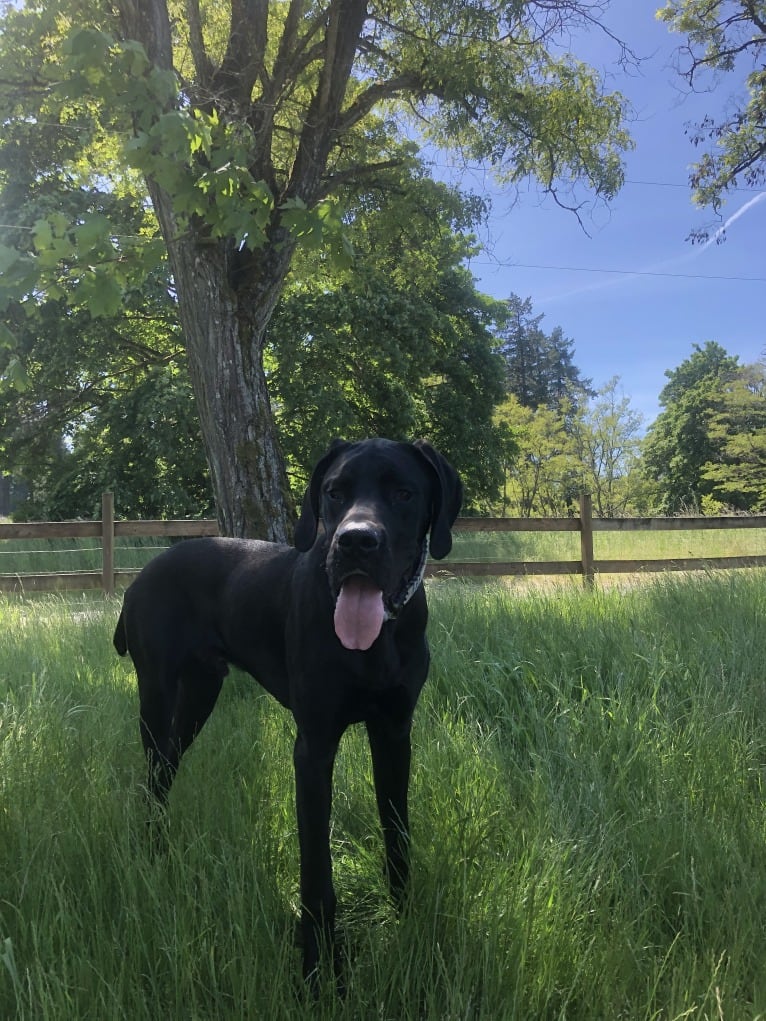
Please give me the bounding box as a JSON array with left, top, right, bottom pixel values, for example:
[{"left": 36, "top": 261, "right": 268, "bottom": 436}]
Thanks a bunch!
[{"left": 294, "top": 438, "right": 462, "bottom": 650}]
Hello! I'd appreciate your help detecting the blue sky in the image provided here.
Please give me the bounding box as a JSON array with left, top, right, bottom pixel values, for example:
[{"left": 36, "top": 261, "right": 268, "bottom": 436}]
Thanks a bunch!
[{"left": 438, "top": 5, "right": 765, "bottom": 427}]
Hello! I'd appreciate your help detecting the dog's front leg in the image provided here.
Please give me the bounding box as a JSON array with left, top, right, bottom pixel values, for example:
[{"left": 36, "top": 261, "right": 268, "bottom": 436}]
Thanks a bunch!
[
  {"left": 366, "top": 715, "right": 413, "bottom": 908},
  {"left": 293, "top": 730, "right": 340, "bottom": 988}
]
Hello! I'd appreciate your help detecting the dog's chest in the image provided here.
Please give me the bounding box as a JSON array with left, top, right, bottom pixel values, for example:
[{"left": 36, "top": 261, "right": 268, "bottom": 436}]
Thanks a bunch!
[{"left": 340, "top": 673, "right": 416, "bottom": 726}]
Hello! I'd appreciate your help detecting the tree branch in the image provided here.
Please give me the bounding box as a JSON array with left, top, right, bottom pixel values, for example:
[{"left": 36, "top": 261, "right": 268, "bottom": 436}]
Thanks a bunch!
[
  {"left": 335, "top": 74, "right": 425, "bottom": 135},
  {"left": 316, "top": 158, "right": 408, "bottom": 200},
  {"left": 286, "top": 0, "right": 367, "bottom": 202},
  {"left": 216, "top": 0, "right": 270, "bottom": 102},
  {"left": 184, "top": 0, "right": 214, "bottom": 85},
  {"left": 117, "top": 0, "right": 173, "bottom": 69},
  {"left": 271, "top": 3, "right": 325, "bottom": 96},
  {"left": 745, "top": 0, "right": 766, "bottom": 36}
]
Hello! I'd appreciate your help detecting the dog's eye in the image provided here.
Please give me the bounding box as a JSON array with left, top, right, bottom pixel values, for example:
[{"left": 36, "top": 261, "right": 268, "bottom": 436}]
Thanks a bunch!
[
  {"left": 326, "top": 487, "right": 344, "bottom": 503},
  {"left": 394, "top": 488, "right": 413, "bottom": 503}
]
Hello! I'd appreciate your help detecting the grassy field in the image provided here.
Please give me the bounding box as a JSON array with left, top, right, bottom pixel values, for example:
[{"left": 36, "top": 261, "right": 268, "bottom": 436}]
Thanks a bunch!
[
  {"left": 1, "top": 573, "right": 766, "bottom": 1019},
  {"left": 451, "top": 525, "right": 766, "bottom": 565},
  {"left": 0, "top": 536, "right": 167, "bottom": 576}
]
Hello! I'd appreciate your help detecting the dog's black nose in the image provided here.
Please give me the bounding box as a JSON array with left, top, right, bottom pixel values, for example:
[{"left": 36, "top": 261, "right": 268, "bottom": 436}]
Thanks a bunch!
[{"left": 337, "top": 524, "right": 384, "bottom": 555}]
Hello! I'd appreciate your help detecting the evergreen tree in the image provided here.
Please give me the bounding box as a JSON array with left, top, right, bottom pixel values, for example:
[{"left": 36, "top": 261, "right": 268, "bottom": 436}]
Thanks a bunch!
[{"left": 495, "top": 295, "right": 593, "bottom": 413}]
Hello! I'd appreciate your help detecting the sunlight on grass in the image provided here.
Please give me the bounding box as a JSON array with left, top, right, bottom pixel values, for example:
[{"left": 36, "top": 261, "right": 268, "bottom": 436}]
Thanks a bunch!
[
  {"left": 450, "top": 525, "right": 766, "bottom": 563},
  {"left": 0, "top": 536, "right": 169, "bottom": 575}
]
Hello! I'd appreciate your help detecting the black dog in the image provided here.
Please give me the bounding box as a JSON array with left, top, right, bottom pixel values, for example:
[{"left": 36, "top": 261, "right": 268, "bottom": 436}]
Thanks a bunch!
[{"left": 113, "top": 438, "right": 462, "bottom": 983}]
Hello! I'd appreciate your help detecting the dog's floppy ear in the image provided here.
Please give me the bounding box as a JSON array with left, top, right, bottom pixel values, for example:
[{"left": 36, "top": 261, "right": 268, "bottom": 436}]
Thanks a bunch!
[
  {"left": 412, "top": 440, "right": 463, "bottom": 560},
  {"left": 294, "top": 440, "right": 352, "bottom": 552}
]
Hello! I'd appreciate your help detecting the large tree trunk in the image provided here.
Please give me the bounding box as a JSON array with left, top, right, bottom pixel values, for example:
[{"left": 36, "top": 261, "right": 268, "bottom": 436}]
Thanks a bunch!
[
  {"left": 176, "top": 247, "right": 293, "bottom": 541},
  {"left": 181, "top": 247, "right": 294, "bottom": 541},
  {"left": 152, "top": 187, "right": 295, "bottom": 540}
]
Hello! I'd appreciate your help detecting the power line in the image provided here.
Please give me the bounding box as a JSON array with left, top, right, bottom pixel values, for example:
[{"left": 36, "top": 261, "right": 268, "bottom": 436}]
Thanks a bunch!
[
  {"left": 470, "top": 260, "right": 766, "bottom": 283},
  {"left": 427, "top": 160, "right": 765, "bottom": 195},
  {"left": 4, "top": 219, "right": 762, "bottom": 282},
  {"left": 624, "top": 178, "right": 697, "bottom": 189},
  {"left": 628, "top": 178, "right": 761, "bottom": 194}
]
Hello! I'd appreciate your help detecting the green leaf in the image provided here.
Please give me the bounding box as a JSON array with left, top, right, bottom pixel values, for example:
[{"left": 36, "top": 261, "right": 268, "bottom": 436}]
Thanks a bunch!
[
  {"left": 49, "top": 213, "right": 70, "bottom": 236},
  {"left": 79, "top": 271, "right": 123, "bottom": 318},
  {"left": 120, "top": 39, "right": 151, "bottom": 77},
  {"left": 74, "top": 214, "right": 113, "bottom": 250},
  {"left": 64, "top": 27, "right": 112, "bottom": 62},
  {"left": 3, "top": 356, "right": 30, "bottom": 393},
  {"left": 0, "top": 323, "right": 16, "bottom": 350},
  {"left": 0, "top": 244, "right": 19, "bottom": 275},
  {"left": 32, "top": 220, "right": 53, "bottom": 252}
]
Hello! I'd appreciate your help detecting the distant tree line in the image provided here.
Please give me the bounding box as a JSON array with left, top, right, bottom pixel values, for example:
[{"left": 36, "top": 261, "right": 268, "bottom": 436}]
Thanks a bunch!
[{"left": 495, "top": 331, "right": 765, "bottom": 517}]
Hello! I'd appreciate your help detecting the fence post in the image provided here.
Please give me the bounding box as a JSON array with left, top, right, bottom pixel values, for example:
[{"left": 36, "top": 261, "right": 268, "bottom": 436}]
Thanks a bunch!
[
  {"left": 101, "top": 492, "right": 115, "bottom": 597},
  {"left": 579, "top": 492, "right": 595, "bottom": 589}
]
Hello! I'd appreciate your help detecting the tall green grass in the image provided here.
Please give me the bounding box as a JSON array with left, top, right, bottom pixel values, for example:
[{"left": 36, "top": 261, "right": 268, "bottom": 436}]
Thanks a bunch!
[
  {"left": 1, "top": 574, "right": 765, "bottom": 1018},
  {"left": 451, "top": 525, "right": 766, "bottom": 564}
]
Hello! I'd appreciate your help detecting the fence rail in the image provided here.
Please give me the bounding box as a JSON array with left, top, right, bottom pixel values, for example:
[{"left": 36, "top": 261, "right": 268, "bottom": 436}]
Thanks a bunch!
[{"left": 1, "top": 492, "right": 765, "bottom": 595}]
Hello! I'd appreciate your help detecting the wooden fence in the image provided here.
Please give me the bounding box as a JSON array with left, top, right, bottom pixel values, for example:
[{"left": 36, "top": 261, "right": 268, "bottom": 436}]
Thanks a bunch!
[{"left": 1, "top": 492, "right": 765, "bottom": 596}]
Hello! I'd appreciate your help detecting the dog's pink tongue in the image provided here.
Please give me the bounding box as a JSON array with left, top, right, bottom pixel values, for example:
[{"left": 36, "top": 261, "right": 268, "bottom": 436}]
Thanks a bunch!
[{"left": 334, "top": 577, "right": 385, "bottom": 651}]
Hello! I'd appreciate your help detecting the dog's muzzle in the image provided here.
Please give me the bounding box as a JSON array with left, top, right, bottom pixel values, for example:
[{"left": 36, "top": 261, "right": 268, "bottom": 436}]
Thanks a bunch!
[{"left": 330, "top": 534, "right": 428, "bottom": 652}]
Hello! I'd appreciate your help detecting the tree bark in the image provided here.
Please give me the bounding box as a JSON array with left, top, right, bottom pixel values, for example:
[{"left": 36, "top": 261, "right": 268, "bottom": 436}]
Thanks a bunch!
[{"left": 161, "top": 212, "right": 296, "bottom": 541}]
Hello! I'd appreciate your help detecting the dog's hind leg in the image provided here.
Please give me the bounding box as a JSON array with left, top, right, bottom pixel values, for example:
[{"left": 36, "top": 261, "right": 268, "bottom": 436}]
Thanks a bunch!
[{"left": 138, "top": 656, "right": 227, "bottom": 804}]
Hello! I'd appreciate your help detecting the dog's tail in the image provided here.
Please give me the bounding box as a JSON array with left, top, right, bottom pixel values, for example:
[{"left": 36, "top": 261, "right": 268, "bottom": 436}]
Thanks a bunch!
[{"left": 113, "top": 608, "right": 128, "bottom": 657}]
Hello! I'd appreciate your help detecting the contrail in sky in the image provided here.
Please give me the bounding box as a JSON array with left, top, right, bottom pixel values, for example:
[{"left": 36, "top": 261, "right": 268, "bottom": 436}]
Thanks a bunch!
[
  {"left": 699, "top": 191, "right": 766, "bottom": 250},
  {"left": 537, "top": 190, "right": 766, "bottom": 305}
]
